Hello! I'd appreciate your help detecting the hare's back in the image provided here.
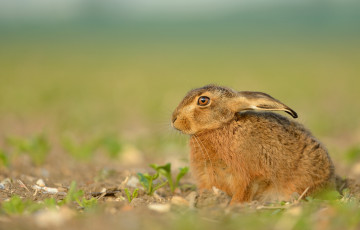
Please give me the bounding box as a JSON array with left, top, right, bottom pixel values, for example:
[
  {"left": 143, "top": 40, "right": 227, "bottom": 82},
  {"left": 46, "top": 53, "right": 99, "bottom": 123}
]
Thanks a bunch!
[
  {"left": 233, "top": 111, "right": 327, "bottom": 165},
  {"left": 233, "top": 111, "right": 334, "bottom": 183},
  {"left": 234, "top": 111, "right": 309, "bottom": 141}
]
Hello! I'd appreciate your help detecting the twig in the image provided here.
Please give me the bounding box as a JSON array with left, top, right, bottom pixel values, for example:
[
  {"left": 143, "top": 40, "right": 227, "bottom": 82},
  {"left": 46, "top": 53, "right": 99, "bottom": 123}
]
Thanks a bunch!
[
  {"left": 17, "top": 180, "right": 30, "bottom": 192},
  {"left": 97, "top": 192, "right": 107, "bottom": 200},
  {"left": 297, "top": 187, "right": 310, "bottom": 202}
]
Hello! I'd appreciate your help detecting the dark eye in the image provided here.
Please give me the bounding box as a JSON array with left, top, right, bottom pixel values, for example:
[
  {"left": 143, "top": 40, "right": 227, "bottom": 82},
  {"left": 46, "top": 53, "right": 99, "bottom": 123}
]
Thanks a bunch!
[{"left": 197, "top": 96, "right": 210, "bottom": 106}]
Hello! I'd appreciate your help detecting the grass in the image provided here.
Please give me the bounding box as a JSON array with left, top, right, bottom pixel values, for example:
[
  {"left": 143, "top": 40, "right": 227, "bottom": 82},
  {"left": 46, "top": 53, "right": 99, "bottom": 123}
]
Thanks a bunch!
[{"left": 6, "top": 134, "right": 50, "bottom": 166}]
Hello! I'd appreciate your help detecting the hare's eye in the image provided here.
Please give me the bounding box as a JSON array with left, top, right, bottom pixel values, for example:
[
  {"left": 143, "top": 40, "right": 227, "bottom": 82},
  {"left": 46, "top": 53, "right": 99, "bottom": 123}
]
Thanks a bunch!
[{"left": 198, "top": 96, "right": 210, "bottom": 106}]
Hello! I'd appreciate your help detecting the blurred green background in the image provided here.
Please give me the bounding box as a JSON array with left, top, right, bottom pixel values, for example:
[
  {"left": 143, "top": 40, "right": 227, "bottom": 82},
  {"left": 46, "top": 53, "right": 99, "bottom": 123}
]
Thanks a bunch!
[{"left": 1, "top": 0, "right": 360, "bottom": 159}]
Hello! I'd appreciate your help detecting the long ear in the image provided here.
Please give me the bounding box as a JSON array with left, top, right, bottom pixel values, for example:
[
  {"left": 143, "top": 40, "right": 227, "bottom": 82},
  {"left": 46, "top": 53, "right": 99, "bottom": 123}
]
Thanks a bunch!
[{"left": 230, "top": 91, "right": 298, "bottom": 118}]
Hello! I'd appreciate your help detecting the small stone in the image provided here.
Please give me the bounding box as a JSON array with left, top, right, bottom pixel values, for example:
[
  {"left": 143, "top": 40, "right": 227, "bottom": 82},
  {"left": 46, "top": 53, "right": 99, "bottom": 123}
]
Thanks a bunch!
[
  {"left": 212, "top": 186, "right": 221, "bottom": 195},
  {"left": 36, "top": 179, "right": 46, "bottom": 187},
  {"left": 127, "top": 176, "right": 140, "bottom": 188},
  {"left": 148, "top": 203, "right": 171, "bottom": 213},
  {"left": 153, "top": 192, "right": 165, "bottom": 202},
  {"left": 32, "top": 185, "right": 59, "bottom": 194},
  {"left": 185, "top": 191, "right": 198, "bottom": 208},
  {"left": 171, "top": 196, "right": 189, "bottom": 206},
  {"left": 0, "top": 184, "right": 5, "bottom": 190},
  {"left": 1, "top": 178, "right": 11, "bottom": 186}
]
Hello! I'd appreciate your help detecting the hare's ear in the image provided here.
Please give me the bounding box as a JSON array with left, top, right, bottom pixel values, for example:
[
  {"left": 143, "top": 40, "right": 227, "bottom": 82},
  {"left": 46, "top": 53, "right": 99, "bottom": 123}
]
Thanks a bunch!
[{"left": 230, "top": 91, "right": 298, "bottom": 118}]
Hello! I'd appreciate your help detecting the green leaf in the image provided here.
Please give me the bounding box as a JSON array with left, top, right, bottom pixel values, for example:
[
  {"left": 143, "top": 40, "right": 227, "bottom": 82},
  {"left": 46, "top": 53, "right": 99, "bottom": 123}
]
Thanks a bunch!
[
  {"left": 315, "top": 189, "right": 341, "bottom": 201},
  {"left": 61, "top": 136, "right": 98, "bottom": 161},
  {"left": 124, "top": 188, "right": 139, "bottom": 202},
  {"left": 132, "top": 188, "right": 139, "bottom": 199},
  {"left": 100, "top": 135, "right": 122, "bottom": 159},
  {"left": 2, "top": 195, "right": 25, "bottom": 215},
  {"left": 6, "top": 134, "right": 50, "bottom": 166},
  {"left": 345, "top": 146, "right": 360, "bottom": 163},
  {"left": 43, "top": 198, "right": 57, "bottom": 209},
  {"left": 1, "top": 195, "right": 43, "bottom": 215},
  {"left": 79, "top": 197, "right": 97, "bottom": 211},
  {"left": 124, "top": 188, "right": 132, "bottom": 202},
  {"left": 0, "top": 150, "right": 9, "bottom": 167},
  {"left": 137, "top": 173, "right": 149, "bottom": 190},
  {"left": 61, "top": 181, "right": 84, "bottom": 205},
  {"left": 154, "top": 181, "right": 168, "bottom": 191},
  {"left": 175, "top": 166, "right": 189, "bottom": 188}
]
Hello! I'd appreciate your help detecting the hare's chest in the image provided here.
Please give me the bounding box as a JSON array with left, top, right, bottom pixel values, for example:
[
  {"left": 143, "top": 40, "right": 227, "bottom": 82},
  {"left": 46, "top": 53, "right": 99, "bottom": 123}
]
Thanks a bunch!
[{"left": 190, "top": 148, "right": 234, "bottom": 194}]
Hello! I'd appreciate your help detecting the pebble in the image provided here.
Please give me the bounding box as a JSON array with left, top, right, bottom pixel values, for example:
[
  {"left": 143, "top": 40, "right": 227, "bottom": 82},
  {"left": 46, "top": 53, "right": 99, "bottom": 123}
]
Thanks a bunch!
[
  {"left": 148, "top": 203, "right": 171, "bottom": 213},
  {"left": 171, "top": 196, "right": 189, "bottom": 206},
  {"left": 36, "top": 179, "right": 46, "bottom": 187},
  {"left": 32, "top": 185, "right": 59, "bottom": 194},
  {"left": 0, "top": 178, "right": 11, "bottom": 190},
  {"left": 185, "top": 191, "right": 198, "bottom": 208},
  {"left": 1, "top": 178, "right": 11, "bottom": 185},
  {"left": 126, "top": 176, "right": 140, "bottom": 188}
]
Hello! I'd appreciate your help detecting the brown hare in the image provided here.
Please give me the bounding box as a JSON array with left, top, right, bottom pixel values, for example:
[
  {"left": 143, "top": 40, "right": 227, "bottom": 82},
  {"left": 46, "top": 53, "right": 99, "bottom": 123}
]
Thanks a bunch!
[{"left": 171, "top": 85, "right": 335, "bottom": 204}]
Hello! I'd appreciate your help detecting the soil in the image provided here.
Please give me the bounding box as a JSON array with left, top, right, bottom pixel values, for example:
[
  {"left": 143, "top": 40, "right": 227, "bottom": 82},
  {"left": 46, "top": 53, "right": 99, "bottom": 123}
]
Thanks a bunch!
[{"left": 1, "top": 142, "right": 360, "bottom": 230}]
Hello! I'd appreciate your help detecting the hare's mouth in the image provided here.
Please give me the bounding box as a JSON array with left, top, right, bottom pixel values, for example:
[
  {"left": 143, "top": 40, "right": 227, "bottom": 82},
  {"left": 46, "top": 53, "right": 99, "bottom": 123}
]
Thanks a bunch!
[{"left": 172, "top": 123, "right": 193, "bottom": 135}]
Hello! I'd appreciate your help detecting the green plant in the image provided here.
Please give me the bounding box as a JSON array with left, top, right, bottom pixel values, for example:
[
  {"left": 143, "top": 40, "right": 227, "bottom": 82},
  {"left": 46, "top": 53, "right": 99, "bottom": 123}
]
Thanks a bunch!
[
  {"left": 42, "top": 198, "right": 58, "bottom": 210},
  {"left": 1, "top": 195, "right": 43, "bottom": 215},
  {"left": 61, "top": 136, "right": 99, "bottom": 160},
  {"left": 60, "top": 181, "right": 97, "bottom": 210},
  {"left": 124, "top": 188, "right": 139, "bottom": 202},
  {"left": 6, "top": 134, "right": 50, "bottom": 166},
  {"left": 77, "top": 197, "right": 98, "bottom": 210},
  {"left": 150, "top": 163, "right": 189, "bottom": 193},
  {"left": 137, "top": 172, "right": 168, "bottom": 195},
  {"left": 345, "top": 145, "right": 360, "bottom": 163},
  {"left": 0, "top": 149, "right": 9, "bottom": 167},
  {"left": 100, "top": 134, "right": 122, "bottom": 159}
]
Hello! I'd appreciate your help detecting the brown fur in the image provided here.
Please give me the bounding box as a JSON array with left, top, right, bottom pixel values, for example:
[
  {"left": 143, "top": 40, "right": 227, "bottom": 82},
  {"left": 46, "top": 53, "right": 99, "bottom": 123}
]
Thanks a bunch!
[{"left": 172, "top": 85, "right": 335, "bottom": 203}]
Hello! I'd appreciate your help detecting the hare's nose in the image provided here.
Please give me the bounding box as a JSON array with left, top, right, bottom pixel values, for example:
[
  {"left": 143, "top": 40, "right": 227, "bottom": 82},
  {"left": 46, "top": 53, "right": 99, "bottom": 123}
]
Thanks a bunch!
[{"left": 172, "top": 116, "right": 177, "bottom": 123}]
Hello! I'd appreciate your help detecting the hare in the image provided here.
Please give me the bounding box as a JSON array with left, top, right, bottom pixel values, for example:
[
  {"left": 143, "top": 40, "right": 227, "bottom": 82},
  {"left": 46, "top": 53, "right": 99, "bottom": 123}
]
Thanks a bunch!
[{"left": 171, "top": 85, "right": 335, "bottom": 203}]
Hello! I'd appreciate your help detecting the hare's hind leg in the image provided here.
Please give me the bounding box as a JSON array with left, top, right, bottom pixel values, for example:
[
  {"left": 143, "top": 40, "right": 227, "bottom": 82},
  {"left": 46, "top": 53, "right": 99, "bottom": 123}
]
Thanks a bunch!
[{"left": 229, "top": 181, "right": 253, "bottom": 204}]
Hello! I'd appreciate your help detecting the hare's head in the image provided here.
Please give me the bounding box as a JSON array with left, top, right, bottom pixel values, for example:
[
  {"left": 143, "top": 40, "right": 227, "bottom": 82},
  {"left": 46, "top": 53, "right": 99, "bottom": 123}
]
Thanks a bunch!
[{"left": 171, "top": 85, "right": 297, "bottom": 134}]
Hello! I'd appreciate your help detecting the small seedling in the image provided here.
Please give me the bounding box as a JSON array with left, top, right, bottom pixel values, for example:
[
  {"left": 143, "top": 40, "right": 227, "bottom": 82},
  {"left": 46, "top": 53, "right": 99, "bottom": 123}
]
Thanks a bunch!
[
  {"left": 1, "top": 195, "right": 43, "bottom": 215},
  {"left": 150, "top": 163, "right": 189, "bottom": 193},
  {"left": 175, "top": 167, "right": 190, "bottom": 190},
  {"left": 100, "top": 134, "right": 122, "bottom": 159},
  {"left": 124, "top": 188, "right": 139, "bottom": 202},
  {"left": 137, "top": 172, "right": 168, "bottom": 195},
  {"left": 6, "top": 134, "right": 50, "bottom": 166},
  {"left": 345, "top": 145, "right": 360, "bottom": 163},
  {"left": 61, "top": 136, "right": 99, "bottom": 161},
  {"left": 42, "top": 198, "right": 58, "bottom": 210},
  {"left": 0, "top": 149, "right": 9, "bottom": 168},
  {"left": 60, "top": 181, "right": 97, "bottom": 211}
]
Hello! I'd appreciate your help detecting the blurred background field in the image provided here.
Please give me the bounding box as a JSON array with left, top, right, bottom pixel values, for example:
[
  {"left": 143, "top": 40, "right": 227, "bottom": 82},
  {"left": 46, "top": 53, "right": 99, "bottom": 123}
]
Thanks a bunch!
[{"left": 1, "top": 1, "right": 360, "bottom": 229}]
